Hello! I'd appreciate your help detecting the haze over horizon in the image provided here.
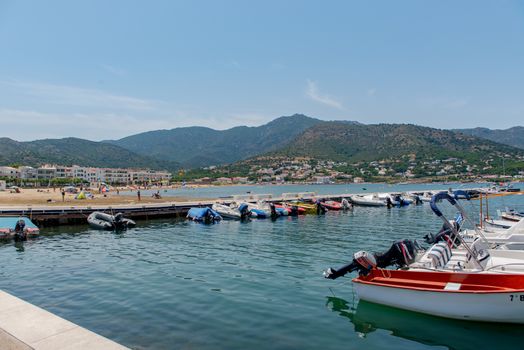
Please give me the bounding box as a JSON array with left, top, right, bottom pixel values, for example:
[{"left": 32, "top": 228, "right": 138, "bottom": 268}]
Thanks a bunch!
[{"left": 1, "top": 0, "right": 523, "bottom": 141}]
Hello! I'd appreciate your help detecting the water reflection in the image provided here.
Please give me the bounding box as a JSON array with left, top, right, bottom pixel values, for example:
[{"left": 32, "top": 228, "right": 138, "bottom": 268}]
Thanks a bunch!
[
  {"left": 326, "top": 297, "right": 524, "bottom": 350},
  {"left": 14, "top": 241, "right": 25, "bottom": 252}
]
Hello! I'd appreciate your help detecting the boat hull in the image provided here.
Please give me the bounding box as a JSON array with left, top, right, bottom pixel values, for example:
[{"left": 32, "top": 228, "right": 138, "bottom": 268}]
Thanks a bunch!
[
  {"left": 353, "top": 270, "right": 524, "bottom": 323},
  {"left": 350, "top": 198, "right": 386, "bottom": 207},
  {"left": 321, "top": 201, "right": 342, "bottom": 210},
  {"left": 291, "top": 202, "right": 317, "bottom": 214},
  {"left": 211, "top": 204, "right": 241, "bottom": 219}
]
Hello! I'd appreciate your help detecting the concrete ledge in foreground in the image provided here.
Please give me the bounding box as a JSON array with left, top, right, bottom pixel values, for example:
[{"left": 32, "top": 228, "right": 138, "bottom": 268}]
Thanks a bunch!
[{"left": 0, "top": 290, "right": 129, "bottom": 350}]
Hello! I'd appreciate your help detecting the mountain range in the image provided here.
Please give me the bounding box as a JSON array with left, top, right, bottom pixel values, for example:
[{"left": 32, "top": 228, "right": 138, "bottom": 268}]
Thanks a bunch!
[
  {"left": 106, "top": 114, "right": 324, "bottom": 168},
  {"left": 0, "top": 114, "right": 523, "bottom": 173}
]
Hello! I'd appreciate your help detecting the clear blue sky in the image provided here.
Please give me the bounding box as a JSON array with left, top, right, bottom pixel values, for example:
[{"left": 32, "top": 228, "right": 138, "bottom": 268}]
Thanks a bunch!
[{"left": 0, "top": 0, "right": 523, "bottom": 141}]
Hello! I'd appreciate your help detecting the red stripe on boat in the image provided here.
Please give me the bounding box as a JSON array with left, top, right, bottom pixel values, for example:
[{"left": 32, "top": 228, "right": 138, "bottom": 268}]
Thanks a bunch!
[{"left": 353, "top": 269, "right": 524, "bottom": 293}]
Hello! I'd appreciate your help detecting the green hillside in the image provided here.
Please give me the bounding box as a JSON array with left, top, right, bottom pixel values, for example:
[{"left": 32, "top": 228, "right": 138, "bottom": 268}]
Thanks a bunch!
[
  {"left": 455, "top": 127, "right": 524, "bottom": 150},
  {"left": 0, "top": 137, "right": 178, "bottom": 170},
  {"left": 274, "top": 123, "right": 523, "bottom": 162},
  {"left": 107, "top": 114, "right": 325, "bottom": 168}
]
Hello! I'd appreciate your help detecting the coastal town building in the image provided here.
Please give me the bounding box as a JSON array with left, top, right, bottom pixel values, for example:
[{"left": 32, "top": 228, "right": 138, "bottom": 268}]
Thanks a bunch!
[
  {"left": 0, "top": 164, "right": 172, "bottom": 185},
  {"left": 0, "top": 166, "right": 19, "bottom": 178}
]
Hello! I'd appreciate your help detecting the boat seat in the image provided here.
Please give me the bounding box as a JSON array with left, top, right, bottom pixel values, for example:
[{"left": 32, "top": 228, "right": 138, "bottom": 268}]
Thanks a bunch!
[
  {"left": 445, "top": 252, "right": 469, "bottom": 270},
  {"left": 414, "top": 243, "right": 452, "bottom": 269}
]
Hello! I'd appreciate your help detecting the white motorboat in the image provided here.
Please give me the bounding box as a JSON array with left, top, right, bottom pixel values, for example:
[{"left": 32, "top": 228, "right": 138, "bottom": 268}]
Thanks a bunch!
[
  {"left": 211, "top": 203, "right": 251, "bottom": 220},
  {"left": 462, "top": 218, "right": 524, "bottom": 248},
  {"left": 482, "top": 218, "right": 515, "bottom": 230},
  {"left": 499, "top": 208, "right": 524, "bottom": 222},
  {"left": 419, "top": 191, "right": 435, "bottom": 203},
  {"left": 349, "top": 194, "right": 386, "bottom": 207},
  {"left": 324, "top": 191, "right": 524, "bottom": 323},
  {"left": 377, "top": 193, "right": 410, "bottom": 206}
]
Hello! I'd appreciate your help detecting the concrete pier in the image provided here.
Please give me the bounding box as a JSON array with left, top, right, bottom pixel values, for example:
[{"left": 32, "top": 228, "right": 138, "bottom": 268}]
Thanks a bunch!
[{"left": 0, "top": 290, "right": 128, "bottom": 350}]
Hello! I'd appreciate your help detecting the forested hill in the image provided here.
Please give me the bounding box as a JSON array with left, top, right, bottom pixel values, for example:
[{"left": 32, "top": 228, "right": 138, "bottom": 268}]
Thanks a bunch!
[
  {"left": 455, "top": 126, "right": 524, "bottom": 150},
  {"left": 106, "top": 114, "right": 326, "bottom": 168},
  {"left": 0, "top": 137, "right": 178, "bottom": 170},
  {"left": 272, "top": 122, "right": 524, "bottom": 162}
]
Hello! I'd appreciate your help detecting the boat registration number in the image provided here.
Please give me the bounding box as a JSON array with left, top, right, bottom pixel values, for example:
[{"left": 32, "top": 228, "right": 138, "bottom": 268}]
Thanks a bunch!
[{"left": 509, "top": 295, "right": 524, "bottom": 301}]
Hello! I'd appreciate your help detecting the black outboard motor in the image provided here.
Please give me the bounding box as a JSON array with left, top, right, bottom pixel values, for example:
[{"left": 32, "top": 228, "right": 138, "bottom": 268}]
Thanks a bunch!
[
  {"left": 239, "top": 203, "right": 251, "bottom": 221},
  {"left": 316, "top": 200, "right": 326, "bottom": 215},
  {"left": 113, "top": 213, "right": 127, "bottom": 229},
  {"left": 269, "top": 203, "right": 279, "bottom": 220},
  {"left": 14, "top": 219, "right": 27, "bottom": 242},
  {"left": 394, "top": 195, "right": 405, "bottom": 207},
  {"left": 386, "top": 197, "right": 393, "bottom": 209},
  {"left": 424, "top": 214, "right": 462, "bottom": 247},
  {"left": 289, "top": 205, "right": 299, "bottom": 217},
  {"left": 203, "top": 210, "right": 214, "bottom": 224},
  {"left": 341, "top": 198, "right": 353, "bottom": 211},
  {"left": 324, "top": 239, "right": 419, "bottom": 279}
]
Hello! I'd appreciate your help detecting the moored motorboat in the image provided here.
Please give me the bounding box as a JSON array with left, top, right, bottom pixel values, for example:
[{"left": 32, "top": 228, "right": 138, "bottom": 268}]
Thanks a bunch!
[
  {"left": 274, "top": 203, "right": 306, "bottom": 216},
  {"left": 320, "top": 199, "right": 343, "bottom": 210},
  {"left": 500, "top": 208, "right": 524, "bottom": 222},
  {"left": 324, "top": 191, "right": 524, "bottom": 323},
  {"left": 462, "top": 218, "right": 524, "bottom": 248},
  {"left": 353, "top": 269, "right": 524, "bottom": 323},
  {"left": 287, "top": 201, "right": 318, "bottom": 214},
  {"left": 245, "top": 201, "right": 285, "bottom": 218},
  {"left": 187, "top": 207, "right": 222, "bottom": 223},
  {"left": 0, "top": 217, "right": 40, "bottom": 240},
  {"left": 417, "top": 191, "right": 435, "bottom": 203},
  {"left": 87, "top": 212, "right": 136, "bottom": 230},
  {"left": 380, "top": 193, "right": 410, "bottom": 207},
  {"left": 483, "top": 218, "right": 516, "bottom": 230},
  {"left": 212, "top": 203, "right": 250, "bottom": 220},
  {"left": 349, "top": 194, "right": 386, "bottom": 207}
]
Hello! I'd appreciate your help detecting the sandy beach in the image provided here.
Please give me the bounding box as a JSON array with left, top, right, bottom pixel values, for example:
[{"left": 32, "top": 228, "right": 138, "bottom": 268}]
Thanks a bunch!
[{"left": 0, "top": 188, "right": 196, "bottom": 207}]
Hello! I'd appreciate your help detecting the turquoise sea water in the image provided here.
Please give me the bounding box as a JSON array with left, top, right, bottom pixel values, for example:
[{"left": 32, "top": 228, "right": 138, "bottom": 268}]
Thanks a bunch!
[{"left": 1, "top": 185, "right": 523, "bottom": 350}]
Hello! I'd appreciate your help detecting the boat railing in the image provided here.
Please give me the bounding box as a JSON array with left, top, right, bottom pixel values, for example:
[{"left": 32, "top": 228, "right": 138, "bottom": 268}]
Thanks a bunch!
[{"left": 430, "top": 191, "right": 487, "bottom": 270}]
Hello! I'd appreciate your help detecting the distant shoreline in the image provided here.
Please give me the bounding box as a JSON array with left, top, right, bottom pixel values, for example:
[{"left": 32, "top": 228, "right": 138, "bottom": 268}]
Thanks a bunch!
[{"left": 0, "top": 180, "right": 519, "bottom": 208}]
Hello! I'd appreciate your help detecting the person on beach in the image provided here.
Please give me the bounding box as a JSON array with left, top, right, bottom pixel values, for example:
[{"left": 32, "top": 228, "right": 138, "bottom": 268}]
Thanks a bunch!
[
  {"left": 61, "top": 189, "right": 65, "bottom": 202},
  {"left": 137, "top": 189, "right": 141, "bottom": 201}
]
